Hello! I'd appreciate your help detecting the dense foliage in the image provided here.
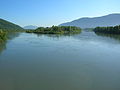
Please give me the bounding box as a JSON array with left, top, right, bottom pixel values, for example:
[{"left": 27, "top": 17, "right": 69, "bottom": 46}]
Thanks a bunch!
[
  {"left": 1, "top": 29, "right": 24, "bottom": 32},
  {"left": 94, "top": 25, "right": 120, "bottom": 34},
  {"left": 0, "top": 19, "right": 23, "bottom": 30},
  {"left": 0, "top": 29, "right": 7, "bottom": 42},
  {"left": 26, "top": 26, "right": 81, "bottom": 34}
]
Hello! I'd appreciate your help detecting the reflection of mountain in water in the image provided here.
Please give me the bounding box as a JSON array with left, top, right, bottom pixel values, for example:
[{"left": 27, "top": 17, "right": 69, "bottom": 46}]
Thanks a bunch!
[
  {"left": 0, "top": 32, "right": 20, "bottom": 54},
  {"left": 95, "top": 32, "right": 120, "bottom": 41}
]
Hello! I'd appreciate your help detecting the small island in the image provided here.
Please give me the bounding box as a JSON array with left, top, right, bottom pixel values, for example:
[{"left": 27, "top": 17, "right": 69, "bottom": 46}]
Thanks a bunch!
[
  {"left": 26, "top": 26, "right": 81, "bottom": 34},
  {"left": 93, "top": 25, "right": 120, "bottom": 34}
]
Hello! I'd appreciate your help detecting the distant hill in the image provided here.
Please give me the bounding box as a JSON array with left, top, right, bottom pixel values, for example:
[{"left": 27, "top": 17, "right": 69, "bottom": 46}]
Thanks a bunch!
[
  {"left": 59, "top": 14, "right": 120, "bottom": 28},
  {"left": 0, "top": 19, "right": 23, "bottom": 30},
  {"left": 23, "top": 25, "right": 38, "bottom": 29}
]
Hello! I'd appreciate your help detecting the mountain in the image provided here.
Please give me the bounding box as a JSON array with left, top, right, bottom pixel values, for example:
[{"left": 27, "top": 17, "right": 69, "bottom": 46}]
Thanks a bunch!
[
  {"left": 0, "top": 19, "right": 23, "bottom": 30},
  {"left": 23, "top": 25, "right": 38, "bottom": 29},
  {"left": 59, "top": 14, "right": 120, "bottom": 28}
]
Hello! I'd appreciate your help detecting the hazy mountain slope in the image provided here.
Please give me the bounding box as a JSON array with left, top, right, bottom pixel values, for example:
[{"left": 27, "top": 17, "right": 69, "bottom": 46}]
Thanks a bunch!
[
  {"left": 0, "top": 19, "right": 23, "bottom": 30},
  {"left": 23, "top": 25, "right": 38, "bottom": 29},
  {"left": 59, "top": 14, "right": 120, "bottom": 28}
]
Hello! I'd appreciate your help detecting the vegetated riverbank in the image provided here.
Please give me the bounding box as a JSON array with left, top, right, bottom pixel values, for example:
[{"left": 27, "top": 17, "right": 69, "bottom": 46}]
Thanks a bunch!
[
  {"left": 0, "top": 29, "right": 24, "bottom": 43},
  {"left": 0, "top": 29, "right": 7, "bottom": 43},
  {"left": 93, "top": 25, "right": 120, "bottom": 34},
  {"left": 26, "top": 26, "right": 82, "bottom": 34}
]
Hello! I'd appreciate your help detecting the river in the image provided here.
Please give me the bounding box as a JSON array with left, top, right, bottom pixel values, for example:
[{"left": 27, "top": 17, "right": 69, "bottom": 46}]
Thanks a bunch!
[{"left": 0, "top": 31, "right": 120, "bottom": 90}]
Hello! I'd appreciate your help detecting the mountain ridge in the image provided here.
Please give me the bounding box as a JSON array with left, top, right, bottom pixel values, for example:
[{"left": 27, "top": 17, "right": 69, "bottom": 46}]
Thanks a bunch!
[
  {"left": 0, "top": 19, "right": 23, "bottom": 30},
  {"left": 23, "top": 25, "right": 38, "bottom": 29},
  {"left": 59, "top": 13, "right": 120, "bottom": 28}
]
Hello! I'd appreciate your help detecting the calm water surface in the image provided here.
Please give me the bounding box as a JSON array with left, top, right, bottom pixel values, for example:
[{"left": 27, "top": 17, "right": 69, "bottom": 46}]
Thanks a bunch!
[{"left": 0, "top": 32, "right": 120, "bottom": 90}]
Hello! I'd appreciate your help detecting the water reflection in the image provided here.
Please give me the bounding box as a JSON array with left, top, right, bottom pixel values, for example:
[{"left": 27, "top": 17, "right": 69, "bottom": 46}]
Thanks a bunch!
[
  {"left": 1, "top": 32, "right": 120, "bottom": 90},
  {"left": 35, "top": 33, "right": 81, "bottom": 38},
  {"left": 0, "top": 42, "right": 6, "bottom": 54},
  {"left": 30, "top": 33, "right": 81, "bottom": 42},
  {"left": 0, "top": 32, "right": 20, "bottom": 54},
  {"left": 7, "top": 32, "right": 20, "bottom": 40},
  {"left": 95, "top": 32, "right": 120, "bottom": 41},
  {"left": 0, "top": 32, "right": 81, "bottom": 54}
]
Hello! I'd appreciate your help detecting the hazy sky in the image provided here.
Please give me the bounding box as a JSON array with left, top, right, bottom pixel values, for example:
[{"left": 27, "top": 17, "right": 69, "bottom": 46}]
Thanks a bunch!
[{"left": 0, "top": 0, "right": 120, "bottom": 27}]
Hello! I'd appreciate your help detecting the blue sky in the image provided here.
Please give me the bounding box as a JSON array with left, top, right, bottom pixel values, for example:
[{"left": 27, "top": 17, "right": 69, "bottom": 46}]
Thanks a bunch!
[{"left": 0, "top": 0, "right": 120, "bottom": 27}]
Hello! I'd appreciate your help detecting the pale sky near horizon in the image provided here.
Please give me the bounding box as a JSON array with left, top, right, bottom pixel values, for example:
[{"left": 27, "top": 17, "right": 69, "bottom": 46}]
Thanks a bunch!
[{"left": 0, "top": 0, "right": 120, "bottom": 27}]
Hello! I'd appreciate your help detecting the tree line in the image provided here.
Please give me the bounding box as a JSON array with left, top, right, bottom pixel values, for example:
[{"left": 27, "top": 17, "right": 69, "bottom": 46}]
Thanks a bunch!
[
  {"left": 26, "top": 26, "right": 81, "bottom": 34},
  {"left": 93, "top": 25, "right": 120, "bottom": 34}
]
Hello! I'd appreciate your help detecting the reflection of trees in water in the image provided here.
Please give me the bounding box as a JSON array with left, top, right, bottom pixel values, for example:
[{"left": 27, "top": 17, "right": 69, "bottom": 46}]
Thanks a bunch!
[
  {"left": 34, "top": 33, "right": 80, "bottom": 39},
  {"left": 0, "top": 41, "right": 6, "bottom": 54},
  {"left": 7, "top": 32, "right": 20, "bottom": 40},
  {"left": 95, "top": 32, "right": 120, "bottom": 41},
  {"left": 0, "top": 32, "right": 20, "bottom": 54}
]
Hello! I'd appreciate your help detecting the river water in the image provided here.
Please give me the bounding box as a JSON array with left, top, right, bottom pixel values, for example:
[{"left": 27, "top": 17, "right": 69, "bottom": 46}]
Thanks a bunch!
[{"left": 0, "top": 31, "right": 120, "bottom": 90}]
